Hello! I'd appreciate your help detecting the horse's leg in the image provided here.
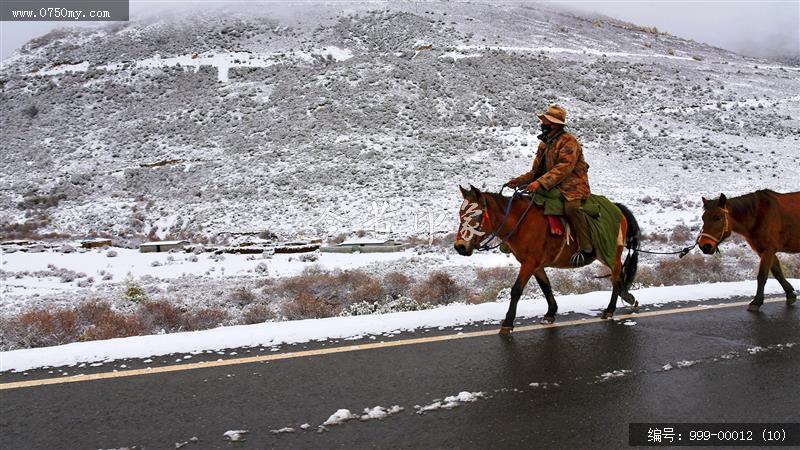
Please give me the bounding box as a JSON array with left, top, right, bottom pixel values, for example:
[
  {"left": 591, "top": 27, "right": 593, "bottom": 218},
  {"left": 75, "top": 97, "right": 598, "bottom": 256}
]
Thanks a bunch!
[
  {"left": 771, "top": 256, "right": 797, "bottom": 306},
  {"left": 500, "top": 261, "right": 537, "bottom": 334},
  {"left": 620, "top": 287, "right": 638, "bottom": 308},
  {"left": 617, "top": 244, "right": 638, "bottom": 308},
  {"left": 602, "top": 259, "right": 624, "bottom": 319},
  {"left": 749, "top": 251, "right": 776, "bottom": 312},
  {"left": 533, "top": 268, "right": 558, "bottom": 324}
]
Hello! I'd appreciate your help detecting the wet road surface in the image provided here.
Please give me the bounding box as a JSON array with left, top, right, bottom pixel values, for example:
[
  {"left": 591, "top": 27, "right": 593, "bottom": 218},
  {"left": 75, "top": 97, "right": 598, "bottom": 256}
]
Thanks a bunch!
[{"left": 1, "top": 296, "right": 798, "bottom": 449}]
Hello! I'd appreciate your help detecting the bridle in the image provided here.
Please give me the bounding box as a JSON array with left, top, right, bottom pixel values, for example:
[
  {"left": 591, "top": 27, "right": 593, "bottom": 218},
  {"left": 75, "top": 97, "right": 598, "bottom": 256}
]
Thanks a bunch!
[
  {"left": 462, "top": 186, "right": 536, "bottom": 251},
  {"left": 698, "top": 207, "right": 731, "bottom": 245}
]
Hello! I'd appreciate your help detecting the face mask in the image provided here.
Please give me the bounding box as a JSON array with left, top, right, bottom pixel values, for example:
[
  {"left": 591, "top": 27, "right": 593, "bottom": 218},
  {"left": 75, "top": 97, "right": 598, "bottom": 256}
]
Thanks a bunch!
[{"left": 540, "top": 124, "right": 552, "bottom": 134}]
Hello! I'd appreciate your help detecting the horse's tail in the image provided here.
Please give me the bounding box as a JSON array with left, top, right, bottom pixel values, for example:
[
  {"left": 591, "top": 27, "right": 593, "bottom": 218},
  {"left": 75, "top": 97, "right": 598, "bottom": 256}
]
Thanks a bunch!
[{"left": 615, "top": 203, "right": 640, "bottom": 291}]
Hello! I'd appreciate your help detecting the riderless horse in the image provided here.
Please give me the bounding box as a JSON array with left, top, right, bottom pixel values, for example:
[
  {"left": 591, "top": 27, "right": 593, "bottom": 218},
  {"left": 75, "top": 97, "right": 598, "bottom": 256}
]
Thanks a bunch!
[{"left": 699, "top": 190, "right": 800, "bottom": 311}]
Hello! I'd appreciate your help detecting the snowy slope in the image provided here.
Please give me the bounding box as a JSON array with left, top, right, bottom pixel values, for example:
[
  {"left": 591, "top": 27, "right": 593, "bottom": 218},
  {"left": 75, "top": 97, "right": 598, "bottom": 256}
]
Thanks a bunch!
[{"left": 0, "top": 2, "right": 798, "bottom": 242}]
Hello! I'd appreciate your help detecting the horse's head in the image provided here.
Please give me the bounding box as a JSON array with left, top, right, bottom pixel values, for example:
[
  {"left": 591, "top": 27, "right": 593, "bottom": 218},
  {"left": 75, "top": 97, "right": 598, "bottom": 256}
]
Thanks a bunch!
[
  {"left": 454, "top": 184, "right": 487, "bottom": 256},
  {"left": 699, "top": 194, "right": 731, "bottom": 254}
]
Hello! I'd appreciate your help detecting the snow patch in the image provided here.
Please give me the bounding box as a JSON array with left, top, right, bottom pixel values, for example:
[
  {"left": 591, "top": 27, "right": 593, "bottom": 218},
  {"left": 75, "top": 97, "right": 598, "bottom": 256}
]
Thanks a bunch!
[
  {"left": 414, "top": 391, "right": 486, "bottom": 414},
  {"left": 222, "top": 430, "right": 248, "bottom": 442},
  {"left": 359, "top": 405, "right": 404, "bottom": 421},
  {"left": 676, "top": 360, "right": 698, "bottom": 368},
  {"left": 596, "top": 369, "right": 632, "bottom": 382},
  {"left": 322, "top": 408, "right": 357, "bottom": 426}
]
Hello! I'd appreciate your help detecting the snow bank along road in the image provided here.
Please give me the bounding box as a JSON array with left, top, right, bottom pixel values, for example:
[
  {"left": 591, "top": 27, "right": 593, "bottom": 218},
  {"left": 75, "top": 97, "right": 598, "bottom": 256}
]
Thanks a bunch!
[{"left": 0, "top": 295, "right": 797, "bottom": 448}]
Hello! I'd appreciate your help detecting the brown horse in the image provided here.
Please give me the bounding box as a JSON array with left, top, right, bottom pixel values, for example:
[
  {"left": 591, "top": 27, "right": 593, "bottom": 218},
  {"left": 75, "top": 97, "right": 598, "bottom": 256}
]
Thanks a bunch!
[
  {"left": 699, "top": 190, "right": 800, "bottom": 311},
  {"left": 454, "top": 185, "right": 640, "bottom": 333}
]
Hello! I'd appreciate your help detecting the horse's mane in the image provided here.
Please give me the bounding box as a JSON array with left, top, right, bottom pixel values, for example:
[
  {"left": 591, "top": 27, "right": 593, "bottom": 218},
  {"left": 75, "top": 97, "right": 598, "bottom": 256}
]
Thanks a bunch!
[{"left": 710, "top": 189, "right": 778, "bottom": 217}]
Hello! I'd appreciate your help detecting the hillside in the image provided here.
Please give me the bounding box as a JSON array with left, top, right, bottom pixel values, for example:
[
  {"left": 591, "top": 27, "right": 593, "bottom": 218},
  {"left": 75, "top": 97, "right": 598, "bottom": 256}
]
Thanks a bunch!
[{"left": 1, "top": 2, "right": 798, "bottom": 242}]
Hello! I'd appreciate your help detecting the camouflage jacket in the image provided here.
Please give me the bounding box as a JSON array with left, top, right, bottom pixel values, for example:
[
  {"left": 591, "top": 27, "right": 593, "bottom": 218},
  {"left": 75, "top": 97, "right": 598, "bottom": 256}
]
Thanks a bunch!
[{"left": 513, "top": 130, "right": 590, "bottom": 201}]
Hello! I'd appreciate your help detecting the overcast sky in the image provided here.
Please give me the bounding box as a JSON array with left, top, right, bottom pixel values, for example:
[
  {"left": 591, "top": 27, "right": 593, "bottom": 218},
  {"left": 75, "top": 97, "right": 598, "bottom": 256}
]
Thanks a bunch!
[{"left": 1, "top": 1, "right": 798, "bottom": 62}]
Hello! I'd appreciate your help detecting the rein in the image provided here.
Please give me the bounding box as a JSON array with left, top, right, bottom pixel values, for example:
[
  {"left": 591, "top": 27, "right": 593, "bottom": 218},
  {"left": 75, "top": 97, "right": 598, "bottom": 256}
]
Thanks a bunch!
[
  {"left": 475, "top": 186, "right": 536, "bottom": 251},
  {"left": 467, "top": 189, "right": 730, "bottom": 259}
]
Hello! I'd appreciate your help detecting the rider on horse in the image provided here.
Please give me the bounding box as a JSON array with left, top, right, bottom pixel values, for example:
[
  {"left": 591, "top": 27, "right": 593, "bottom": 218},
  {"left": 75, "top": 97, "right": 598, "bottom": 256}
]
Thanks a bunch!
[{"left": 506, "top": 105, "right": 595, "bottom": 266}]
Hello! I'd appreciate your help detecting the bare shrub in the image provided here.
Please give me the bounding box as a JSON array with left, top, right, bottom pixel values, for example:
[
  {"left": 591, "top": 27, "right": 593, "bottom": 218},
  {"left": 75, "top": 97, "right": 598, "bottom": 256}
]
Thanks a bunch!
[
  {"left": 429, "top": 232, "right": 457, "bottom": 250},
  {"left": 641, "top": 231, "right": 669, "bottom": 244},
  {"left": 472, "top": 266, "right": 517, "bottom": 303},
  {"left": 228, "top": 286, "right": 256, "bottom": 306},
  {"left": 75, "top": 301, "right": 114, "bottom": 324},
  {"left": 282, "top": 292, "right": 340, "bottom": 320},
  {"left": 276, "top": 268, "right": 384, "bottom": 307},
  {"left": 17, "top": 189, "right": 65, "bottom": 210},
  {"left": 258, "top": 230, "right": 278, "bottom": 241},
  {"left": 670, "top": 224, "right": 693, "bottom": 242},
  {"left": 138, "top": 299, "right": 185, "bottom": 331},
  {"left": 82, "top": 314, "right": 150, "bottom": 341},
  {"left": 635, "top": 254, "right": 734, "bottom": 287},
  {"left": 124, "top": 281, "right": 148, "bottom": 303},
  {"left": 384, "top": 271, "right": 413, "bottom": 298},
  {"left": 329, "top": 233, "right": 347, "bottom": 244},
  {"left": 778, "top": 254, "right": 800, "bottom": 278},
  {"left": 0, "top": 214, "right": 70, "bottom": 241},
  {"left": 412, "top": 271, "right": 465, "bottom": 305},
  {"left": 2, "top": 309, "right": 80, "bottom": 349},
  {"left": 547, "top": 269, "right": 610, "bottom": 295},
  {"left": 180, "top": 307, "right": 229, "bottom": 331},
  {"left": 22, "top": 104, "right": 39, "bottom": 118},
  {"left": 241, "top": 304, "right": 276, "bottom": 324}
]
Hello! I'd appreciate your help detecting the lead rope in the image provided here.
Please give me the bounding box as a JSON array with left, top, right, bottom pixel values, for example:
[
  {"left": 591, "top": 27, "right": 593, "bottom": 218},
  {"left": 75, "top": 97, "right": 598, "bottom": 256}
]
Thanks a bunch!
[{"left": 634, "top": 208, "right": 730, "bottom": 257}]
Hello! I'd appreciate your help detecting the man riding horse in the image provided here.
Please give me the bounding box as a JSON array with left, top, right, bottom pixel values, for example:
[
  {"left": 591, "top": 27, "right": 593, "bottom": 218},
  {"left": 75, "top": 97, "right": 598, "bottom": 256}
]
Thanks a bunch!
[{"left": 507, "top": 105, "right": 594, "bottom": 266}]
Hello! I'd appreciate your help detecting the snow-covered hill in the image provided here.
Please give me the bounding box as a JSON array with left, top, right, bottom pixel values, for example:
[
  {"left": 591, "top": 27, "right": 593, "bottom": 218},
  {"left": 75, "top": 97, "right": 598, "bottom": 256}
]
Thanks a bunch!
[{"left": 1, "top": 2, "right": 798, "bottom": 241}]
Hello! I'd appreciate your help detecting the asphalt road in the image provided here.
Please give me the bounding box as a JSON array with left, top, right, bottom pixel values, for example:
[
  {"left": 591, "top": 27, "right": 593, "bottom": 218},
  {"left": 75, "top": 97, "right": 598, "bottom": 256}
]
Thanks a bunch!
[{"left": 1, "top": 297, "right": 798, "bottom": 449}]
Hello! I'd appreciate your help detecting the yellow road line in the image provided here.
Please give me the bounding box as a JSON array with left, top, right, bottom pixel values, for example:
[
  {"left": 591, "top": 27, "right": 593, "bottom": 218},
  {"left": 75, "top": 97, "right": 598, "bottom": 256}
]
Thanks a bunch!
[{"left": 0, "top": 298, "right": 784, "bottom": 391}]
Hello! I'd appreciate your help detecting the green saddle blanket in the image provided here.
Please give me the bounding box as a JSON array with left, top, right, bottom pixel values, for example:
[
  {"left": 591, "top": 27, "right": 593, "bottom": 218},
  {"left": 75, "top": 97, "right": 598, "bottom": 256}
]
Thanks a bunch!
[{"left": 530, "top": 188, "right": 621, "bottom": 269}]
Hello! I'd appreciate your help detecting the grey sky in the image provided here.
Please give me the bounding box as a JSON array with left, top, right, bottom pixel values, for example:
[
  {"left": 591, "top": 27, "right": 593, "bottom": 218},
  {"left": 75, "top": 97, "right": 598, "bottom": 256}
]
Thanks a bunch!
[{"left": 1, "top": 1, "right": 798, "bottom": 62}]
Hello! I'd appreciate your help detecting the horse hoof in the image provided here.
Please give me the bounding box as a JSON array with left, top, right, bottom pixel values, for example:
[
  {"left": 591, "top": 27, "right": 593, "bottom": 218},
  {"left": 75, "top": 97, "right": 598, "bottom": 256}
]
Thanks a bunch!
[
  {"left": 629, "top": 301, "right": 640, "bottom": 311},
  {"left": 541, "top": 316, "right": 555, "bottom": 324},
  {"left": 787, "top": 295, "right": 797, "bottom": 306},
  {"left": 499, "top": 326, "right": 514, "bottom": 335},
  {"left": 601, "top": 311, "right": 613, "bottom": 319},
  {"left": 747, "top": 304, "right": 761, "bottom": 312}
]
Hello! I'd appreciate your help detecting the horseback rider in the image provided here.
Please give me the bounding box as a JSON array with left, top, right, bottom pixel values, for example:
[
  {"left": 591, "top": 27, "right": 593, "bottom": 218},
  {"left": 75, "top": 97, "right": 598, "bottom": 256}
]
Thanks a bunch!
[{"left": 506, "top": 105, "right": 595, "bottom": 266}]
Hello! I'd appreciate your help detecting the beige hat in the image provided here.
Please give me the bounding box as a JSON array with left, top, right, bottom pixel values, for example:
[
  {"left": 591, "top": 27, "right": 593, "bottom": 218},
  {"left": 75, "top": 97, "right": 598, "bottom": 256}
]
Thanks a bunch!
[{"left": 538, "top": 105, "right": 567, "bottom": 124}]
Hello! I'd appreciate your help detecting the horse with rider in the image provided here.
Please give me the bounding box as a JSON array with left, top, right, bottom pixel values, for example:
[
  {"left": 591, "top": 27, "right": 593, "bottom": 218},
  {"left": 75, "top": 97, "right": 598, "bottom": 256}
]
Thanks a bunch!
[{"left": 455, "top": 104, "right": 799, "bottom": 333}]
